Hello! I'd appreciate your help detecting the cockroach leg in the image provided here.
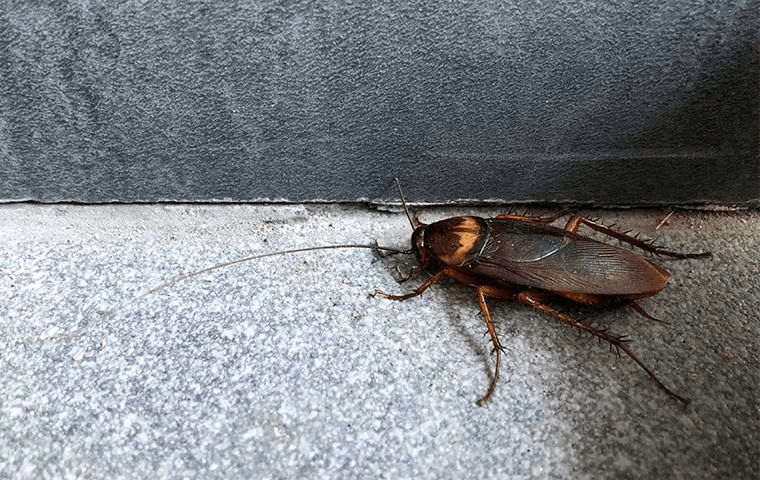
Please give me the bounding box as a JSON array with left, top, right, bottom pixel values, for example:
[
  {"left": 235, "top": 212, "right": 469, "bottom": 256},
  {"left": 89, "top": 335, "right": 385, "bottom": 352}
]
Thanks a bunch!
[
  {"left": 656, "top": 211, "right": 675, "bottom": 230},
  {"left": 397, "top": 265, "right": 422, "bottom": 283},
  {"left": 628, "top": 300, "right": 666, "bottom": 323},
  {"left": 474, "top": 288, "right": 501, "bottom": 406},
  {"left": 371, "top": 269, "right": 450, "bottom": 300},
  {"left": 516, "top": 289, "right": 689, "bottom": 408},
  {"left": 566, "top": 216, "right": 711, "bottom": 260},
  {"left": 563, "top": 215, "right": 582, "bottom": 233},
  {"left": 473, "top": 284, "right": 517, "bottom": 406},
  {"left": 374, "top": 268, "right": 519, "bottom": 406},
  {"left": 495, "top": 212, "right": 567, "bottom": 223}
]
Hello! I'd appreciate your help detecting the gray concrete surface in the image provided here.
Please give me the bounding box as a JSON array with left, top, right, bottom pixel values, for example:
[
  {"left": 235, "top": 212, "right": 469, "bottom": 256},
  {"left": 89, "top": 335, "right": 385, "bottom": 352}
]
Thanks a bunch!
[{"left": 1, "top": 203, "right": 757, "bottom": 479}]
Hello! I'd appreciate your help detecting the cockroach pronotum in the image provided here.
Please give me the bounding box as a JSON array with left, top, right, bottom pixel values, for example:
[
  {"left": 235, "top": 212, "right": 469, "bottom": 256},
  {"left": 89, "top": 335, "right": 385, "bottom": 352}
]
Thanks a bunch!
[{"left": 372, "top": 179, "right": 711, "bottom": 408}]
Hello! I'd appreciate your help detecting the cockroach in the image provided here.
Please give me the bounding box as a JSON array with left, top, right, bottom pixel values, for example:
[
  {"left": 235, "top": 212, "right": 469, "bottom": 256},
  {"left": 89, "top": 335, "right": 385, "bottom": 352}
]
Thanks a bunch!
[
  {"left": 372, "top": 179, "right": 711, "bottom": 407},
  {"left": 22, "top": 190, "right": 710, "bottom": 409}
]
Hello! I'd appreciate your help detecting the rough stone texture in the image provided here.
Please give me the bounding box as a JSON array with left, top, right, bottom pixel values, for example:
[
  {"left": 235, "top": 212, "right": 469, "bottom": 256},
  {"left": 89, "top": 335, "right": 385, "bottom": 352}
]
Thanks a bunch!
[{"left": 1, "top": 203, "right": 757, "bottom": 479}]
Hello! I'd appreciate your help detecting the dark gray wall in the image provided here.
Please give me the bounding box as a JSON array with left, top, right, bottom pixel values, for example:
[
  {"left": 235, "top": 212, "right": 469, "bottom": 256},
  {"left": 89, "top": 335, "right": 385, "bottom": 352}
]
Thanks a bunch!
[{"left": 1, "top": 1, "right": 758, "bottom": 205}]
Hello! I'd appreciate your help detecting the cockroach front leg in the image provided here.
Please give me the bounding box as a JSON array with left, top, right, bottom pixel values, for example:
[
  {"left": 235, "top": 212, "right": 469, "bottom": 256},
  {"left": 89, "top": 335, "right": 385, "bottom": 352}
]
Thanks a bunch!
[
  {"left": 371, "top": 269, "right": 450, "bottom": 300},
  {"left": 373, "top": 265, "right": 489, "bottom": 300},
  {"left": 517, "top": 289, "right": 689, "bottom": 408}
]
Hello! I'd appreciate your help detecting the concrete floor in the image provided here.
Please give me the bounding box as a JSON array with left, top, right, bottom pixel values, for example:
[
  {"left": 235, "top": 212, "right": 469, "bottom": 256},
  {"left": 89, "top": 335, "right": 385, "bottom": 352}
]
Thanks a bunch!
[{"left": 1, "top": 203, "right": 757, "bottom": 479}]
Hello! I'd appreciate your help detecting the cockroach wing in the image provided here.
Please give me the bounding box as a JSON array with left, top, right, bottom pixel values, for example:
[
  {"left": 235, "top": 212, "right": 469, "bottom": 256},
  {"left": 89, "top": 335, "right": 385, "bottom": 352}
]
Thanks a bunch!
[{"left": 470, "top": 219, "right": 670, "bottom": 298}]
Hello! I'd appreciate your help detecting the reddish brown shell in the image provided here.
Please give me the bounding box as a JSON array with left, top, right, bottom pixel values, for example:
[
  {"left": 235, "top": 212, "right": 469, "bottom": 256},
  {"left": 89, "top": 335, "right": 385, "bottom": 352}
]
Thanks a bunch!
[{"left": 420, "top": 216, "right": 670, "bottom": 301}]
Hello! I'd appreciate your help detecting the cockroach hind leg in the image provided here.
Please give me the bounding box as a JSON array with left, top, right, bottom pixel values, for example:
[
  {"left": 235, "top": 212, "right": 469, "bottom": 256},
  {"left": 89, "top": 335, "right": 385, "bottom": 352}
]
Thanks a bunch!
[
  {"left": 656, "top": 211, "right": 675, "bottom": 230},
  {"left": 517, "top": 290, "right": 689, "bottom": 408},
  {"left": 494, "top": 211, "right": 566, "bottom": 224},
  {"left": 574, "top": 216, "right": 711, "bottom": 259},
  {"left": 563, "top": 215, "right": 582, "bottom": 233},
  {"left": 629, "top": 300, "right": 667, "bottom": 323}
]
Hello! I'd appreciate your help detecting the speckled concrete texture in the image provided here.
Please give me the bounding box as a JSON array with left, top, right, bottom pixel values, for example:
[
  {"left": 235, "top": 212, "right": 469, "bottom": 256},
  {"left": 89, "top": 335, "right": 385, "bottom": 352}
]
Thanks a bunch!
[{"left": 1, "top": 203, "right": 757, "bottom": 479}]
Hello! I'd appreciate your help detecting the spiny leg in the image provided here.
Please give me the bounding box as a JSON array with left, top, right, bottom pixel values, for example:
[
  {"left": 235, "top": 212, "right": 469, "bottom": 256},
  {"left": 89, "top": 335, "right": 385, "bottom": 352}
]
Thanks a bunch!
[
  {"left": 496, "top": 211, "right": 569, "bottom": 223},
  {"left": 517, "top": 289, "right": 689, "bottom": 408},
  {"left": 374, "top": 269, "right": 515, "bottom": 405},
  {"left": 373, "top": 266, "right": 486, "bottom": 300},
  {"left": 564, "top": 215, "right": 711, "bottom": 259},
  {"left": 656, "top": 211, "right": 675, "bottom": 230},
  {"left": 475, "top": 287, "right": 501, "bottom": 407},
  {"left": 371, "top": 269, "right": 450, "bottom": 300},
  {"left": 472, "top": 285, "right": 513, "bottom": 406},
  {"left": 628, "top": 300, "right": 665, "bottom": 323}
]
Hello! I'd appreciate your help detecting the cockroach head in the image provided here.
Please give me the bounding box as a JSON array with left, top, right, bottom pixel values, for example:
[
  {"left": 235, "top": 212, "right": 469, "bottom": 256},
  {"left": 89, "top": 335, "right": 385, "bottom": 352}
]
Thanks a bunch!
[
  {"left": 394, "top": 178, "right": 430, "bottom": 263},
  {"left": 410, "top": 224, "right": 428, "bottom": 260}
]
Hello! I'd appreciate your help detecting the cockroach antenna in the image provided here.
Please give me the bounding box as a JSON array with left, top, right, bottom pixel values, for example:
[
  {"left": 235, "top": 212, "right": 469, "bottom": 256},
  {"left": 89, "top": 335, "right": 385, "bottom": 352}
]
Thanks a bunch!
[
  {"left": 394, "top": 177, "right": 420, "bottom": 230},
  {"left": 22, "top": 243, "right": 406, "bottom": 347}
]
